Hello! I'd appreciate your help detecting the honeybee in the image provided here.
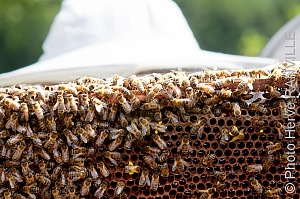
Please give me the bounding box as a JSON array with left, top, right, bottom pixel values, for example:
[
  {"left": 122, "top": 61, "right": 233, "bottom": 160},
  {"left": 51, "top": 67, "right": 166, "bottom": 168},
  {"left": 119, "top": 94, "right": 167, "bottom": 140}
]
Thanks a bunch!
[
  {"left": 20, "top": 103, "right": 29, "bottom": 122},
  {"left": 108, "top": 137, "right": 123, "bottom": 151},
  {"left": 45, "top": 114, "right": 56, "bottom": 131},
  {"left": 44, "top": 131, "right": 58, "bottom": 150},
  {"left": 104, "top": 151, "right": 121, "bottom": 165},
  {"left": 265, "top": 188, "right": 282, "bottom": 198},
  {"left": 7, "top": 170, "right": 21, "bottom": 187},
  {"left": 32, "top": 102, "right": 44, "bottom": 120},
  {"left": 80, "top": 178, "right": 92, "bottom": 196},
  {"left": 38, "top": 159, "right": 50, "bottom": 178},
  {"left": 178, "top": 134, "right": 192, "bottom": 154},
  {"left": 190, "top": 119, "right": 206, "bottom": 138},
  {"left": 150, "top": 172, "right": 160, "bottom": 191},
  {"left": 118, "top": 95, "right": 132, "bottom": 114},
  {"left": 279, "top": 100, "right": 287, "bottom": 115},
  {"left": 190, "top": 194, "right": 197, "bottom": 199},
  {"left": 249, "top": 68, "right": 269, "bottom": 77},
  {"left": 128, "top": 93, "right": 140, "bottom": 110},
  {"left": 86, "top": 163, "right": 99, "bottom": 179},
  {"left": 77, "top": 127, "right": 89, "bottom": 144},
  {"left": 107, "top": 104, "right": 118, "bottom": 122},
  {"left": 24, "top": 173, "right": 35, "bottom": 186},
  {"left": 148, "top": 121, "right": 167, "bottom": 133},
  {"left": 198, "top": 187, "right": 216, "bottom": 199},
  {"left": 53, "top": 95, "right": 66, "bottom": 116},
  {"left": 21, "top": 159, "right": 30, "bottom": 176},
  {"left": 94, "top": 181, "right": 108, "bottom": 199},
  {"left": 97, "top": 162, "right": 110, "bottom": 178},
  {"left": 61, "top": 145, "right": 69, "bottom": 163},
  {"left": 265, "top": 85, "right": 281, "bottom": 98},
  {"left": 212, "top": 171, "right": 226, "bottom": 181},
  {"left": 4, "top": 98, "right": 20, "bottom": 111},
  {"left": 279, "top": 153, "right": 289, "bottom": 164},
  {"left": 114, "top": 180, "right": 125, "bottom": 196},
  {"left": 51, "top": 165, "right": 62, "bottom": 181},
  {"left": 263, "top": 154, "right": 275, "bottom": 170},
  {"left": 139, "top": 117, "right": 150, "bottom": 136},
  {"left": 157, "top": 149, "right": 170, "bottom": 163},
  {"left": 65, "top": 94, "right": 77, "bottom": 114},
  {"left": 64, "top": 129, "right": 79, "bottom": 146},
  {"left": 67, "top": 185, "right": 77, "bottom": 199},
  {"left": 68, "top": 169, "right": 88, "bottom": 181},
  {"left": 23, "top": 184, "right": 39, "bottom": 198},
  {"left": 154, "top": 111, "right": 162, "bottom": 122},
  {"left": 198, "top": 84, "right": 215, "bottom": 95},
  {"left": 95, "top": 130, "right": 109, "bottom": 147},
  {"left": 266, "top": 142, "right": 281, "bottom": 154},
  {"left": 139, "top": 168, "right": 150, "bottom": 187},
  {"left": 124, "top": 133, "right": 136, "bottom": 149},
  {"left": 5, "top": 112, "right": 18, "bottom": 131},
  {"left": 202, "top": 151, "right": 216, "bottom": 166},
  {"left": 165, "top": 110, "right": 180, "bottom": 126},
  {"left": 166, "top": 82, "right": 181, "bottom": 98},
  {"left": 35, "top": 173, "right": 51, "bottom": 185},
  {"left": 12, "top": 141, "right": 26, "bottom": 160},
  {"left": 152, "top": 134, "right": 167, "bottom": 149},
  {"left": 219, "top": 128, "right": 230, "bottom": 146},
  {"left": 229, "top": 128, "right": 245, "bottom": 143},
  {"left": 119, "top": 111, "right": 128, "bottom": 127},
  {"left": 85, "top": 106, "right": 96, "bottom": 123},
  {"left": 159, "top": 162, "right": 169, "bottom": 178},
  {"left": 7, "top": 133, "right": 23, "bottom": 146},
  {"left": 273, "top": 121, "right": 284, "bottom": 140},
  {"left": 140, "top": 99, "right": 161, "bottom": 110},
  {"left": 172, "top": 155, "right": 188, "bottom": 172},
  {"left": 144, "top": 146, "right": 161, "bottom": 157},
  {"left": 84, "top": 124, "right": 96, "bottom": 138},
  {"left": 144, "top": 155, "right": 158, "bottom": 169},
  {"left": 249, "top": 177, "right": 263, "bottom": 194},
  {"left": 79, "top": 93, "right": 89, "bottom": 109},
  {"left": 37, "top": 147, "right": 51, "bottom": 160},
  {"left": 51, "top": 187, "right": 61, "bottom": 199},
  {"left": 245, "top": 164, "right": 263, "bottom": 173},
  {"left": 216, "top": 181, "right": 227, "bottom": 191},
  {"left": 232, "top": 103, "right": 241, "bottom": 117},
  {"left": 3, "top": 190, "right": 12, "bottom": 199},
  {"left": 92, "top": 97, "right": 106, "bottom": 113},
  {"left": 125, "top": 164, "right": 140, "bottom": 175},
  {"left": 250, "top": 103, "right": 267, "bottom": 114}
]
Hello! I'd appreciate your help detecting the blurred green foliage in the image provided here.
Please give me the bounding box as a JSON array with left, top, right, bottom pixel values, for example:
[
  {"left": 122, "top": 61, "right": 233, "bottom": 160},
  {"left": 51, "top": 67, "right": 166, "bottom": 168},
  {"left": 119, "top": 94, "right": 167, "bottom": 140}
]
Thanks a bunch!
[{"left": 0, "top": 0, "right": 299, "bottom": 73}]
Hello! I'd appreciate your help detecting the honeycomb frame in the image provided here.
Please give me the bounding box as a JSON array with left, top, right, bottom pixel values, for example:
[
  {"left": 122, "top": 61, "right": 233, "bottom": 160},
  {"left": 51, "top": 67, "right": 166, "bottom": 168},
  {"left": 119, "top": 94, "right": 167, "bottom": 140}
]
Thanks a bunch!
[{"left": 0, "top": 63, "right": 299, "bottom": 199}]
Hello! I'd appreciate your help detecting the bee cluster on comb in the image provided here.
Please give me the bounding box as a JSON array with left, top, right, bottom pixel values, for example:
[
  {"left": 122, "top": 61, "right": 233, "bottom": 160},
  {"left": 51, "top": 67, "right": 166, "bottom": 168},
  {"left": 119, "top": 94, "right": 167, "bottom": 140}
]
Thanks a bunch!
[{"left": 0, "top": 63, "right": 299, "bottom": 199}]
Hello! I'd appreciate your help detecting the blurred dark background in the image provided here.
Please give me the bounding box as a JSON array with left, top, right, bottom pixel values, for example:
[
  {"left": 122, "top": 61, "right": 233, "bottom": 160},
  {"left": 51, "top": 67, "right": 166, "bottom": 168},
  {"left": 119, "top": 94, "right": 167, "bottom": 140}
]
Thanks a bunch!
[{"left": 0, "top": 0, "right": 299, "bottom": 73}]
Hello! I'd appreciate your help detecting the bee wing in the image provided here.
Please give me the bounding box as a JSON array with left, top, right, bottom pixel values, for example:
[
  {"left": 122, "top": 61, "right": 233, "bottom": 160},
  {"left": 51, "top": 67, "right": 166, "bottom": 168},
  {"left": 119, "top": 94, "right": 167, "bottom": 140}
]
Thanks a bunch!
[
  {"left": 177, "top": 143, "right": 183, "bottom": 152},
  {"left": 80, "top": 135, "right": 88, "bottom": 143},
  {"left": 94, "top": 104, "right": 102, "bottom": 113},
  {"left": 53, "top": 102, "right": 58, "bottom": 111},
  {"left": 183, "top": 160, "right": 189, "bottom": 167},
  {"left": 146, "top": 176, "right": 151, "bottom": 187},
  {"left": 109, "top": 157, "right": 117, "bottom": 166},
  {"left": 172, "top": 162, "right": 177, "bottom": 172}
]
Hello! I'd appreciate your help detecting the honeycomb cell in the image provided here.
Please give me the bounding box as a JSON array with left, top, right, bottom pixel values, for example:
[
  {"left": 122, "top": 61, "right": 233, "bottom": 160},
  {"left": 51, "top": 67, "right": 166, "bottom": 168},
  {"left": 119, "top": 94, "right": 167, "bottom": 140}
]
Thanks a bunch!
[
  {"left": 210, "top": 118, "right": 217, "bottom": 125},
  {"left": 218, "top": 119, "right": 225, "bottom": 126},
  {"left": 167, "top": 125, "right": 174, "bottom": 132},
  {"left": 190, "top": 115, "right": 198, "bottom": 123},
  {"left": 176, "top": 126, "right": 183, "bottom": 132}
]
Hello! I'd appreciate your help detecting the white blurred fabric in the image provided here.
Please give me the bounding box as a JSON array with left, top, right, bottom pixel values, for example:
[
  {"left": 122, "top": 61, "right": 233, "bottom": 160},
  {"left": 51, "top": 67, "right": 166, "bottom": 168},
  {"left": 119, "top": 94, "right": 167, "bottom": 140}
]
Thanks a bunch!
[{"left": 0, "top": 0, "right": 278, "bottom": 86}]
